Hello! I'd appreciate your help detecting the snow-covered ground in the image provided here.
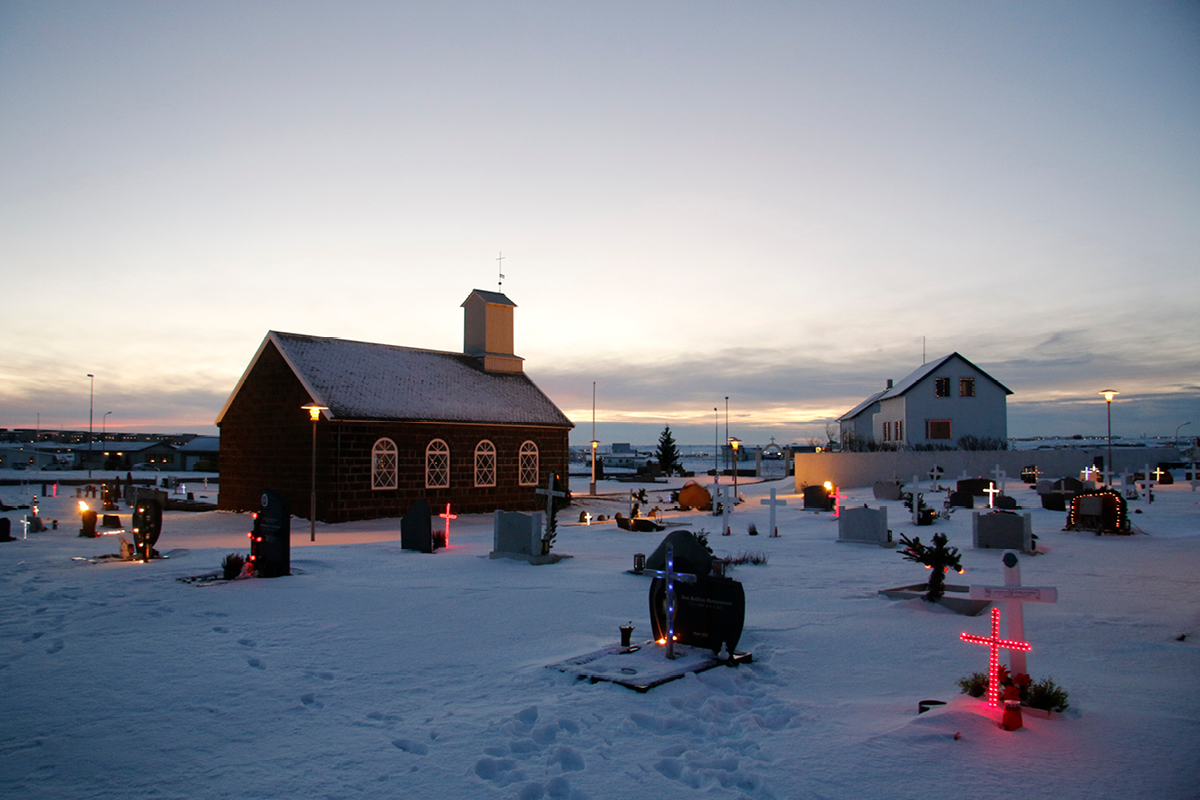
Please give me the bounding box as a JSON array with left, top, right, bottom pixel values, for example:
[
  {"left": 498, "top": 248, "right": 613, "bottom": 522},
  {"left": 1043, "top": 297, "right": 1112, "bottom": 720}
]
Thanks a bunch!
[{"left": 2, "top": 474, "right": 1197, "bottom": 799}]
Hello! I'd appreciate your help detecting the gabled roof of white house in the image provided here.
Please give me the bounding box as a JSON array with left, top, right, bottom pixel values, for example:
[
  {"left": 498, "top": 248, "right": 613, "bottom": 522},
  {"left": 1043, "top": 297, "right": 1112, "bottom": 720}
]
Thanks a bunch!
[
  {"left": 878, "top": 352, "right": 1013, "bottom": 401},
  {"left": 838, "top": 388, "right": 889, "bottom": 422},
  {"left": 215, "top": 332, "right": 573, "bottom": 428}
]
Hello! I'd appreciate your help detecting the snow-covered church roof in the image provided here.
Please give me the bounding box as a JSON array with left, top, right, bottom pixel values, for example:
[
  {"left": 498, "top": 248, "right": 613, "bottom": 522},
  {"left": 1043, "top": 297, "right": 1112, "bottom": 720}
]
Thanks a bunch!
[{"left": 217, "top": 331, "right": 573, "bottom": 429}]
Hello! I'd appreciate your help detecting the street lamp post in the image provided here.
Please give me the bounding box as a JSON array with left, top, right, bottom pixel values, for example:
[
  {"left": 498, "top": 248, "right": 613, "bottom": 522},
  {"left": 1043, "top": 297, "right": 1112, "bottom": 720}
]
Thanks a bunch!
[
  {"left": 590, "top": 381, "right": 598, "bottom": 496},
  {"left": 713, "top": 407, "right": 719, "bottom": 484},
  {"left": 87, "top": 374, "right": 94, "bottom": 478},
  {"left": 1100, "top": 390, "right": 1118, "bottom": 484},
  {"left": 102, "top": 411, "right": 112, "bottom": 440},
  {"left": 302, "top": 404, "right": 328, "bottom": 542},
  {"left": 1175, "top": 421, "right": 1191, "bottom": 447},
  {"left": 729, "top": 437, "right": 742, "bottom": 499}
]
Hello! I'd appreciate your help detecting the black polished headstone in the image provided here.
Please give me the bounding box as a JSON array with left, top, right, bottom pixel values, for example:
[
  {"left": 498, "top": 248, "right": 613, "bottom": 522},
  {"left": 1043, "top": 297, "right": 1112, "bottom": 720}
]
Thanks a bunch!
[
  {"left": 80, "top": 510, "right": 98, "bottom": 538},
  {"left": 253, "top": 490, "right": 291, "bottom": 577},
  {"left": 644, "top": 530, "right": 712, "bottom": 578},
  {"left": 803, "top": 485, "right": 834, "bottom": 511},
  {"left": 401, "top": 498, "right": 434, "bottom": 554},
  {"left": 948, "top": 490, "right": 974, "bottom": 509},
  {"left": 0, "top": 518, "right": 12, "bottom": 542},
  {"left": 131, "top": 498, "right": 163, "bottom": 560},
  {"left": 956, "top": 478, "right": 991, "bottom": 497},
  {"left": 648, "top": 575, "right": 745, "bottom": 654}
]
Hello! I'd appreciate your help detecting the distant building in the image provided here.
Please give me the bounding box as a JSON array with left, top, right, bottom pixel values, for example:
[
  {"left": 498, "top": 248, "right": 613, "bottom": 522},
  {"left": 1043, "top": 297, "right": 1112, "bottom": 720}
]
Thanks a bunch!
[
  {"left": 839, "top": 353, "right": 1011, "bottom": 449},
  {"left": 216, "top": 290, "right": 573, "bottom": 523}
]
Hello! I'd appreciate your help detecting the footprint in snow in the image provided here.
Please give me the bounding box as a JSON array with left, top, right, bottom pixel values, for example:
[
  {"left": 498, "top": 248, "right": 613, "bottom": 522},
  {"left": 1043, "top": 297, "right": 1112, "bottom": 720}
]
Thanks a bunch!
[
  {"left": 22, "top": 632, "right": 44, "bottom": 643},
  {"left": 300, "top": 694, "right": 323, "bottom": 709},
  {"left": 391, "top": 739, "right": 428, "bottom": 755},
  {"left": 237, "top": 638, "right": 255, "bottom": 647},
  {"left": 247, "top": 658, "right": 265, "bottom": 670},
  {"left": 212, "top": 626, "right": 227, "bottom": 633},
  {"left": 45, "top": 639, "right": 64, "bottom": 655}
]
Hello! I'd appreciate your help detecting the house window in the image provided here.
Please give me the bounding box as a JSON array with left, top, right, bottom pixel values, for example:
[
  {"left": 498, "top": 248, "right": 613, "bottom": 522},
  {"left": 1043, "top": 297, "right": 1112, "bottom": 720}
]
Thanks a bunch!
[
  {"left": 371, "top": 438, "right": 397, "bottom": 490},
  {"left": 474, "top": 440, "right": 496, "bottom": 487},
  {"left": 882, "top": 421, "right": 890, "bottom": 442},
  {"left": 935, "top": 377, "right": 950, "bottom": 397},
  {"left": 926, "top": 420, "right": 952, "bottom": 440},
  {"left": 519, "top": 441, "right": 539, "bottom": 486},
  {"left": 960, "top": 378, "right": 975, "bottom": 397},
  {"left": 425, "top": 439, "right": 449, "bottom": 488},
  {"left": 895, "top": 420, "right": 903, "bottom": 441}
]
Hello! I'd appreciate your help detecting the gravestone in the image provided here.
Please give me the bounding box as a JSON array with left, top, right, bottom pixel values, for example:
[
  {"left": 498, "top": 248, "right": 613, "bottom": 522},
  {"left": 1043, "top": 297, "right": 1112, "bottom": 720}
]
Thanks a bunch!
[
  {"left": 648, "top": 573, "right": 745, "bottom": 655},
  {"left": 252, "top": 490, "right": 291, "bottom": 578},
  {"left": 131, "top": 498, "right": 163, "bottom": 560},
  {"left": 644, "top": 530, "right": 713, "bottom": 577},
  {"left": 948, "top": 490, "right": 974, "bottom": 509},
  {"left": 994, "top": 494, "right": 1018, "bottom": 511},
  {"left": 0, "top": 518, "right": 12, "bottom": 542},
  {"left": 803, "top": 485, "right": 833, "bottom": 511},
  {"left": 956, "top": 478, "right": 991, "bottom": 497},
  {"left": 873, "top": 481, "right": 903, "bottom": 501},
  {"left": 1020, "top": 466, "right": 1040, "bottom": 484},
  {"left": 490, "top": 509, "right": 544, "bottom": 560},
  {"left": 972, "top": 511, "right": 1033, "bottom": 553},
  {"left": 80, "top": 508, "right": 98, "bottom": 538},
  {"left": 400, "top": 499, "right": 434, "bottom": 554},
  {"left": 837, "top": 505, "right": 893, "bottom": 547},
  {"left": 1066, "top": 490, "right": 1129, "bottom": 533}
]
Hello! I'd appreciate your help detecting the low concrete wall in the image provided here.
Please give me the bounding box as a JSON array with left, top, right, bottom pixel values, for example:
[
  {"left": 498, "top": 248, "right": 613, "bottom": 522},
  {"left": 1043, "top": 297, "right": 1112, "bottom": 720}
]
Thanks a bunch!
[{"left": 794, "top": 447, "right": 1180, "bottom": 490}]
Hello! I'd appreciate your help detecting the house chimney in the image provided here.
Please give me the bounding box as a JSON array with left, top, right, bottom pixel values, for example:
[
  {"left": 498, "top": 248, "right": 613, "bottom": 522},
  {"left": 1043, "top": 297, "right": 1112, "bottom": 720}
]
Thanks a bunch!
[
  {"left": 886, "top": 379, "right": 893, "bottom": 390},
  {"left": 461, "top": 289, "right": 524, "bottom": 373}
]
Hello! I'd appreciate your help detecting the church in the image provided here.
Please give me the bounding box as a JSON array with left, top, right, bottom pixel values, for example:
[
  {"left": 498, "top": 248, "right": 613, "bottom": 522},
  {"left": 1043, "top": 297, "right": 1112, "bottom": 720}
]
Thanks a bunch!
[{"left": 216, "top": 290, "right": 574, "bottom": 523}]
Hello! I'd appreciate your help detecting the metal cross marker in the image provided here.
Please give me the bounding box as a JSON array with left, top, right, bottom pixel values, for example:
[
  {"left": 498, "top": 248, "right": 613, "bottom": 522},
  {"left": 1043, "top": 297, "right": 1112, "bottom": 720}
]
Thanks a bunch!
[
  {"left": 645, "top": 546, "right": 697, "bottom": 660},
  {"left": 969, "top": 551, "right": 1057, "bottom": 678},
  {"left": 438, "top": 503, "right": 457, "bottom": 545},
  {"left": 759, "top": 488, "right": 787, "bottom": 537},
  {"left": 984, "top": 481, "right": 1001, "bottom": 509},
  {"left": 535, "top": 474, "right": 568, "bottom": 538},
  {"left": 961, "top": 607, "right": 1031, "bottom": 709}
]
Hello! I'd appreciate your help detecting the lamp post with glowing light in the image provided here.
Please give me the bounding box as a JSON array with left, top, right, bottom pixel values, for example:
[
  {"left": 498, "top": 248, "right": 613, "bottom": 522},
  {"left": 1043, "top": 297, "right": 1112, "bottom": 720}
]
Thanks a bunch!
[
  {"left": 729, "top": 437, "right": 741, "bottom": 499},
  {"left": 589, "top": 381, "right": 598, "bottom": 496},
  {"left": 1100, "top": 390, "right": 1118, "bottom": 483},
  {"left": 302, "top": 403, "right": 328, "bottom": 542}
]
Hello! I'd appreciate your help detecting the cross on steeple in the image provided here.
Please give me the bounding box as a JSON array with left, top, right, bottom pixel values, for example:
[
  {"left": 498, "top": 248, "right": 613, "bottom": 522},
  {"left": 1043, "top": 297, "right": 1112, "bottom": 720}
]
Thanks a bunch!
[{"left": 496, "top": 251, "right": 505, "bottom": 290}]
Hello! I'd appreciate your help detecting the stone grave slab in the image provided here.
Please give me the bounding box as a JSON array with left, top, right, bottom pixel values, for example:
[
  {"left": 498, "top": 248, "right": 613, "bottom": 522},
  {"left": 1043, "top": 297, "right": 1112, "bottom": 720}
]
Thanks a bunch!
[
  {"left": 490, "top": 510, "right": 569, "bottom": 564},
  {"left": 401, "top": 499, "right": 434, "bottom": 553},
  {"left": 837, "top": 505, "right": 893, "bottom": 547},
  {"left": 546, "top": 641, "right": 751, "bottom": 692},
  {"left": 972, "top": 511, "right": 1033, "bottom": 553},
  {"left": 649, "top": 574, "right": 745, "bottom": 654},
  {"left": 872, "top": 481, "right": 903, "bottom": 501},
  {"left": 252, "top": 490, "right": 291, "bottom": 578}
]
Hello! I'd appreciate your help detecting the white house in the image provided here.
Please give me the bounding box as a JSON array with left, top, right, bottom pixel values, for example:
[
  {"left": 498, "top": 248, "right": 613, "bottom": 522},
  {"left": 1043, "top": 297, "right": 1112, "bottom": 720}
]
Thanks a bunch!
[{"left": 839, "top": 353, "right": 1011, "bottom": 449}]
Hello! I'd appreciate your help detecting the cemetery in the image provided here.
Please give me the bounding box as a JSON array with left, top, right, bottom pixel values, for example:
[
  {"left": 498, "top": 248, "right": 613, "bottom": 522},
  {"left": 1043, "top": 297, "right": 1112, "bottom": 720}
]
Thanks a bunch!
[{"left": 0, "top": 469, "right": 1197, "bottom": 800}]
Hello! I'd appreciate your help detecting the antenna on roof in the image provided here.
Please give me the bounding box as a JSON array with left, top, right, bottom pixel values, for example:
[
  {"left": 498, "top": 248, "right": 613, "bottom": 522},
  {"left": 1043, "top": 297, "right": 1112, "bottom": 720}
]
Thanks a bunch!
[
  {"left": 922, "top": 336, "right": 926, "bottom": 365},
  {"left": 496, "top": 251, "right": 505, "bottom": 291}
]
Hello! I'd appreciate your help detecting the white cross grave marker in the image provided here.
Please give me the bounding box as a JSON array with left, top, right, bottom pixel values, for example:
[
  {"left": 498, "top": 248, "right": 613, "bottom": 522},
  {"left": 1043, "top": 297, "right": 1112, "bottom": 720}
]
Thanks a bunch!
[
  {"left": 720, "top": 486, "right": 733, "bottom": 535},
  {"left": 759, "top": 488, "right": 787, "bottom": 537},
  {"left": 984, "top": 481, "right": 1001, "bottom": 509},
  {"left": 645, "top": 546, "right": 697, "bottom": 660},
  {"left": 21, "top": 516, "right": 30, "bottom": 539},
  {"left": 583, "top": 511, "right": 592, "bottom": 526},
  {"left": 1141, "top": 463, "right": 1154, "bottom": 502},
  {"left": 969, "top": 551, "right": 1057, "bottom": 678},
  {"left": 991, "top": 465, "right": 1007, "bottom": 495}
]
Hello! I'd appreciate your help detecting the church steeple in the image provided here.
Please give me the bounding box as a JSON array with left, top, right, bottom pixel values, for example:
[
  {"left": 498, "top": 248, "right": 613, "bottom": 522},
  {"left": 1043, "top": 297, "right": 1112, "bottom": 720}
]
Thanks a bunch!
[{"left": 462, "top": 289, "right": 524, "bottom": 373}]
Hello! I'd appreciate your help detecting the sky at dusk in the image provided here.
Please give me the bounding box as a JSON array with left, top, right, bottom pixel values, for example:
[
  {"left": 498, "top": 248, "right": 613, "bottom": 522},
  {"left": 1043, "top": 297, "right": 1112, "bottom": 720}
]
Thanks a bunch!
[{"left": 1, "top": 1, "right": 1197, "bottom": 447}]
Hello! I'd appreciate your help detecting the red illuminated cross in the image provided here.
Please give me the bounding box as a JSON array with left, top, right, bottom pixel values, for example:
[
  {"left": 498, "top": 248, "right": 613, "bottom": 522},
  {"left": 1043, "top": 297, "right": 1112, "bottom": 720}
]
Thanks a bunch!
[
  {"left": 830, "top": 486, "right": 848, "bottom": 517},
  {"left": 961, "top": 607, "right": 1031, "bottom": 708},
  {"left": 438, "top": 503, "right": 457, "bottom": 545}
]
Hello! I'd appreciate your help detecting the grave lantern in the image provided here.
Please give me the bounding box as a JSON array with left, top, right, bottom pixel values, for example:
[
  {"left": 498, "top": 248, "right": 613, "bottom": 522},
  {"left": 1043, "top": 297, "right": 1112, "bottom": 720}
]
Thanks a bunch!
[{"left": 729, "top": 438, "right": 741, "bottom": 499}]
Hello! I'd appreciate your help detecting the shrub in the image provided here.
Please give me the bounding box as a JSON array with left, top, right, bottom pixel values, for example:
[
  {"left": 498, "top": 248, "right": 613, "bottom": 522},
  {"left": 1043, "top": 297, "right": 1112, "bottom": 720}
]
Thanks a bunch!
[
  {"left": 957, "top": 672, "right": 987, "bottom": 698},
  {"left": 1025, "top": 677, "right": 1070, "bottom": 712},
  {"left": 726, "top": 551, "right": 768, "bottom": 566},
  {"left": 221, "top": 553, "right": 245, "bottom": 580},
  {"left": 747, "top": 522, "right": 759, "bottom": 536}
]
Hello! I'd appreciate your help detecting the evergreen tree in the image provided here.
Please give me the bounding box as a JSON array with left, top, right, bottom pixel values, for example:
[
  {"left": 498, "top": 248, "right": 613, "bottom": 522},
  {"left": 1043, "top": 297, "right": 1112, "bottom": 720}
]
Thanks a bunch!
[
  {"left": 897, "top": 532, "right": 963, "bottom": 602},
  {"left": 657, "top": 425, "right": 681, "bottom": 476}
]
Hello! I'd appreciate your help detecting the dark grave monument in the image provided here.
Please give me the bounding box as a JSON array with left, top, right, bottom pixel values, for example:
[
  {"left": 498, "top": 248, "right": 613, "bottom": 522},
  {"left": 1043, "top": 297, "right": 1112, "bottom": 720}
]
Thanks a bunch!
[
  {"left": 956, "top": 477, "right": 991, "bottom": 497},
  {"left": 873, "top": 480, "right": 903, "bottom": 501},
  {"left": 251, "top": 490, "right": 291, "bottom": 577},
  {"left": 972, "top": 511, "right": 1033, "bottom": 553},
  {"left": 648, "top": 566, "right": 746, "bottom": 656},
  {"left": 1039, "top": 477, "right": 1083, "bottom": 511},
  {"left": 644, "top": 529, "right": 712, "bottom": 577},
  {"left": 994, "top": 494, "right": 1018, "bottom": 510},
  {"left": 131, "top": 498, "right": 163, "bottom": 560},
  {"left": 401, "top": 499, "right": 435, "bottom": 553},
  {"left": 101, "top": 514, "right": 121, "bottom": 528},
  {"left": 1020, "top": 465, "right": 1040, "bottom": 484},
  {"left": 948, "top": 490, "right": 974, "bottom": 509},
  {"left": 803, "top": 484, "right": 834, "bottom": 511},
  {"left": 0, "top": 518, "right": 12, "bottom": 542},
  {"left": 80, "top": 508, "right": 98, "bottom": 538}
]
